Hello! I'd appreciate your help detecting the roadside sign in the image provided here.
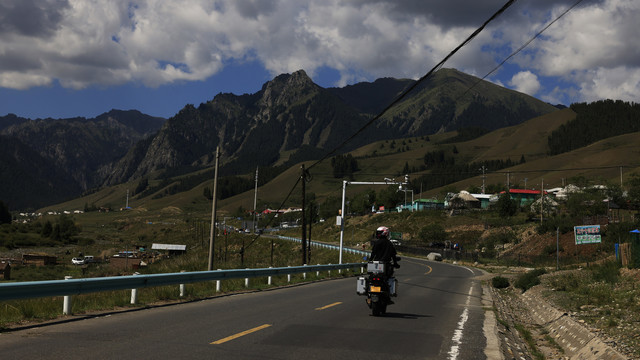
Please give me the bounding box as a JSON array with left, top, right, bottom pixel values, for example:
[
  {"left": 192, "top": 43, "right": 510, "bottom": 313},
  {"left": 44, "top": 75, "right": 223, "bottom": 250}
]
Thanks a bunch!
[
  {"left": 574, "top": 225, "right": 601, "bottom": 244},
  {"left": 390, "top": 231, "right": 402, "bottom": 240}
]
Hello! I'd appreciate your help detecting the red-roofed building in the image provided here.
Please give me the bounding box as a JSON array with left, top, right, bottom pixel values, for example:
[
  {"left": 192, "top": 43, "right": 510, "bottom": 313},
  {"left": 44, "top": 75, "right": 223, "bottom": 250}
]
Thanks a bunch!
[{"left": 500, "top": 189, "right": 548, "bottom": 207}]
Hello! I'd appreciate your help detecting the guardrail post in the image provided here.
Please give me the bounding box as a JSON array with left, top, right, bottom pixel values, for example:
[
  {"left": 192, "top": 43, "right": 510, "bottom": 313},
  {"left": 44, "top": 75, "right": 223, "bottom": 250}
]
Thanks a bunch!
[
  {"left": 130, "top": 272, "right": 140, "bottom": 305},
  {"left": 245, "top": 268, "right": 249, "bottom": 288},
  {"left": 303, "top": 264, "right": 307, "bottom": 280},
  {"left": 328, "top": 264, "right": 331, "bottom": 277},
  {"left": 316, "top": 264, "right": 320, "bottom": 277},
  {"left": 268, "top": 267, "right": 272, "bottom": 285},
  {"left": 287, "top": 266, "right": 291, "bottom": 283},
  {"left": 63, "top": 276, "right": 72, "bottom": 315},
  {"left": 179, "top": 270, "right": 186, "bottom": 297},
  {"left": 216, "top": 269, "right": 221, "bottom": 292}
]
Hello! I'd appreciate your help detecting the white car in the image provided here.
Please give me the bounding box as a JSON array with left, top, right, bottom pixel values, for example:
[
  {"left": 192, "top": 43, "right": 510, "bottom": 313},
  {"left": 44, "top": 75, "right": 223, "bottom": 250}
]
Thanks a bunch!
[{"left": 71, "top": 257, "right": 85, "bottom": 265}]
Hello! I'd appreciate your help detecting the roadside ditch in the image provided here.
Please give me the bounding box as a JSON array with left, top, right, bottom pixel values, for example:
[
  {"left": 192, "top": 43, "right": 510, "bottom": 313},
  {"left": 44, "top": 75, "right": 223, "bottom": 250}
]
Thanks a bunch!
[{"left": 485, "top": 269, "right": 632, "bottom": 359}]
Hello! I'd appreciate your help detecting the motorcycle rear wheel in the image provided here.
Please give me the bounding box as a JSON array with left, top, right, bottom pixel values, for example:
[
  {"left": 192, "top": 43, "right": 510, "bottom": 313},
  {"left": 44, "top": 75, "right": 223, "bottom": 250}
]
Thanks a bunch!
[{"left": 371, "top": 301, "right": 387, "bottom": 316}]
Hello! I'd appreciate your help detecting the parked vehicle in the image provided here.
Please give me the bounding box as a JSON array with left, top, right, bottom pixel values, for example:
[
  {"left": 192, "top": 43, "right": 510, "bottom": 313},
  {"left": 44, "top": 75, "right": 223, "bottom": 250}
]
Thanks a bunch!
[
  {"left": 71, "top": 257, "right": 85, "bottom": 265},
  {"left": 356, "top": 259, "right": 400, "bottom": 316},
  {"left": 83, "top": 255, "right": 94, "bottom": 263}
]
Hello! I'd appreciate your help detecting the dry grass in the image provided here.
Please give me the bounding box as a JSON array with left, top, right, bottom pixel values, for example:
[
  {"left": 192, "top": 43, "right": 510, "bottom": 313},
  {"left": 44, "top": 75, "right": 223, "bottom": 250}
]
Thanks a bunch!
[{"left": 541, "top": 265, "right": 640, "bottom": 359}]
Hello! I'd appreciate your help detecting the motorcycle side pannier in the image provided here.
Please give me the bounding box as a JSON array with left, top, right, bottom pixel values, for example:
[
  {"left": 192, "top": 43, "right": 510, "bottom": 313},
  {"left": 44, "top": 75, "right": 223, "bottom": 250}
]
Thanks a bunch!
[{"left": 356, "top": 276, "right": 367, "bottom": 295}]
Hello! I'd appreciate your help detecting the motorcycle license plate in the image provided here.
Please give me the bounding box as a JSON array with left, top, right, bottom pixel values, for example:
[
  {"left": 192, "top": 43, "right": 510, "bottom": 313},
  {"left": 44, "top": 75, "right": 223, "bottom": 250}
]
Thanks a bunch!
[{"left": 370, "top": 286, "right": 381, "bottom": 293}]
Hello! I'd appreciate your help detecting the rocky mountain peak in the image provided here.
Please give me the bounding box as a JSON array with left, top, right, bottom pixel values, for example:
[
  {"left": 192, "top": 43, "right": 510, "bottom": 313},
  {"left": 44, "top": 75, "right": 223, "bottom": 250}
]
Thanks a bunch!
[{"left": 259, "top": 69, "right": 318, "bottom": 109}]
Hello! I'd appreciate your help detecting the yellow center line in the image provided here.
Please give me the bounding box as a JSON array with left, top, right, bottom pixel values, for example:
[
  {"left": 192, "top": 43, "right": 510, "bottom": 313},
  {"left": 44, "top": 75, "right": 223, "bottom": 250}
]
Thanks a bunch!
[
  {"left": 404, "top": 259, "right": 434, "bottom": 274},
  {"left": 425, "top": 265, "right": 433, "bottom": 275},
  {"left": 210, "top": 324, "right": 272, "bottom": 345},
  {"left": 315, "top": 302, "right": 342, "bottom": 310}
]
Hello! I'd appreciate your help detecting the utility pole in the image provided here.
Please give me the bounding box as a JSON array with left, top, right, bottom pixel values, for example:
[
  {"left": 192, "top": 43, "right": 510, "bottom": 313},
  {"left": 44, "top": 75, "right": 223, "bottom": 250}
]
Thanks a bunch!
[
  {"left": 208, "top": 147, "right": 220, "bottom": 271},
  {"left": 301, "top": 164, "right": 307, "bottom": 266},
  {"left": 253, "top": 166, "right": 258, "bottom": 233},
  {"left": 556, "top": 227, "right": 560, "bottom": 270},
  {"left": 480, "top": 166, "right": 486, "bottom": 194},
  {"left": 307, "top": 202, "right": 313, "bottom": 264},
  {"left": 540, "top": 178, "right": 544, "bottom": 224}
]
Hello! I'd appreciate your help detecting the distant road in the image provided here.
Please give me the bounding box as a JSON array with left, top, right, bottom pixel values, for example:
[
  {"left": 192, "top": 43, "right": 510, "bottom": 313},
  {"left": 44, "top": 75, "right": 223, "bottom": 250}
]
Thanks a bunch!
[{"left": 0, "top": 258, "right": 491, "bottom": 359}]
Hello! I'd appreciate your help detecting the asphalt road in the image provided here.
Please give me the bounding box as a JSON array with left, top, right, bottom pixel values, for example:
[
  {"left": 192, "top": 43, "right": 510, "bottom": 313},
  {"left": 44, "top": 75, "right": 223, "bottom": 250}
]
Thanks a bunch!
[{"left": 0, "top": 258, "right": 490, "bottom": 359}]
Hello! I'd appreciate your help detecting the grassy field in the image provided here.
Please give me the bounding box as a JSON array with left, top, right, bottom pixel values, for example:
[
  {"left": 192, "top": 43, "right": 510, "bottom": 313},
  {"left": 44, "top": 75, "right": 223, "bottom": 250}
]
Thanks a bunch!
[{"left": 0, "top": 223, "right": 364, "bottom": 329}]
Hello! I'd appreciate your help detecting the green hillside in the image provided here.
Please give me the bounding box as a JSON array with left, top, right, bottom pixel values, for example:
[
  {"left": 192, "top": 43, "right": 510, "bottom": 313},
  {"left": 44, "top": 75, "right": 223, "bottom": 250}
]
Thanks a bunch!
[{"left": 41, "top": 105, "right": 640, "bottom": 218}]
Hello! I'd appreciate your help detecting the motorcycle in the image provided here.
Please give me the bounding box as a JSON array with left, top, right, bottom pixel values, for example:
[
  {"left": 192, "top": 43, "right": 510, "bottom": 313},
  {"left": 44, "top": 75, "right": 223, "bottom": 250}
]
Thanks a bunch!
[{"left": 356, "top": 258, "right": 400, "bottom": 316}]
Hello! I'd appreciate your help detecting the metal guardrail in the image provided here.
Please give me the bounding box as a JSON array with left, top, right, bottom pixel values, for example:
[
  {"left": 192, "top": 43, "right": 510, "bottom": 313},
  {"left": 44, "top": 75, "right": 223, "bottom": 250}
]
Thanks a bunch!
[
  {"left": 276, "top": 235, "right": 369, "bottom": 257},
  {"left": 0, "top": 263, "right": 365, "bottom": 302}
]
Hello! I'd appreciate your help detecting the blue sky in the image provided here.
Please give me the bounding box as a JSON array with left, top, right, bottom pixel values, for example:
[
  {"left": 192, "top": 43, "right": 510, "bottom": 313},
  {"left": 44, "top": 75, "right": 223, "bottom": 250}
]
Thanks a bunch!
[{"left": 1, "top": 0, "right": 638, "bottom": 120}]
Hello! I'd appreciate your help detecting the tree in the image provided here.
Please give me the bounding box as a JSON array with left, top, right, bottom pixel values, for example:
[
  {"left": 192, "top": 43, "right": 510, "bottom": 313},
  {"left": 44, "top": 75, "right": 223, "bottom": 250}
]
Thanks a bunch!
[
  {"left": 467, "top": 185, "right": 481, "bottom": 194},
  {"left": 319, "top": 196, "right": 342, "bottom": 220},
  {"left": 41, "top": 220, "right": 53, "bottom": 238},
  {"left": 496, "top": 192, "right": 518, "bottom": 217},
  {"left": 565, "top": 191, "right": 607, "bottom": 217},
  {"left": 402, "top": 162, "right": 410, "bottom": 175},
  {"left": 57, "top": 214, "right": 80, "bottom": 242},
  {"left": 350, "top": 189, "right": 376, "bottom": 215},
  {"left": 331, "top": 154, "right": 358, "bottom": 179},
  {"left": 419, "top": 223, "right": 448, "bottom": 243},
  {"left": 627, "top": 173, "right": 640, "bottom": 210},
  {"left": 377, "top": 185, "right": 404, "bottom": 210},
  {"left": 0, "top": 201, "right": 11, "bottom": 225},
  {"left": 486, "top": 183, "right": 507, "bottom": 194}
]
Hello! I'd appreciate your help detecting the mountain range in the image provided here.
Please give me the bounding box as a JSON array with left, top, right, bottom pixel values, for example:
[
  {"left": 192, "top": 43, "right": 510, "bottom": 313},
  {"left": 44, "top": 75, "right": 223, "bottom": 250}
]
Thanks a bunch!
[{"left": 1, "top": 68, "right": 559, "bottom": 210}]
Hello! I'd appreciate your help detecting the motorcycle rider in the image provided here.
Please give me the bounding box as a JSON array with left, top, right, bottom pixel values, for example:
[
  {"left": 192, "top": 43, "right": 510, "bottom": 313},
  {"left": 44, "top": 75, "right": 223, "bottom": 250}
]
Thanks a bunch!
[{"left": 369, "top": 226, "right": 400, "bottom": 276}]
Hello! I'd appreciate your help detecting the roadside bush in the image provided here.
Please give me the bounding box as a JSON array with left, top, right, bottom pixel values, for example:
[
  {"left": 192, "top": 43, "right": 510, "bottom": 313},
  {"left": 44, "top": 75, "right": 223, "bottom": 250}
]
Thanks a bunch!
[
  {"left": 588, "top": 282, "right": 614, "bottom": 305},
  {"left": 536, "top": 215, "right": 574, "bottom": 234},
  {"left": 590, "top": 260, "right": 620, "bottom": 284},
  {"left": 492, "top": 276, "right": 510, "bottom": 289},
  {"left": 514, "top": 268, "right": 546, "bottom": 292},
  {"left": 542, "top": 243, "right": 564, "bottom": 256},
  {"left": 418, "top": 223, "right": 448, "bottom": 243},
  {"left": 545, "top": 270, "right": 584, "bottom": 292}
]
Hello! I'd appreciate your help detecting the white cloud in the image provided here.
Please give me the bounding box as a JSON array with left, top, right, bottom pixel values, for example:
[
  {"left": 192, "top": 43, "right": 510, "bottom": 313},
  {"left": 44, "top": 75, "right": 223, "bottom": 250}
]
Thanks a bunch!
[
  {"left": 0, "top": 0, "right": 638, "bottom": 104},
  {"left": 509, "top": 71, "right": 541, "bottom": 96},
  {"left": 579, "top": 66, "right": 640, "bottom": 102}
]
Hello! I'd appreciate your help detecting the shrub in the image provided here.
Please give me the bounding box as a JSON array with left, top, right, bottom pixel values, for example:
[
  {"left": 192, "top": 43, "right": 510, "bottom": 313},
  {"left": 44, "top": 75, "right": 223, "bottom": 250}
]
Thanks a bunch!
[
  {"left": 418, "top": 223, "right": 448, "bottom": 243},
  {"left": 542, "top": 243, "right": 564, "bottom": 256},
  {"left": 492, "top": 276, "right": 510, "bottom": 289},
  {"left": 590, "top": 260, "right": 620, "bottom": 284},
  {"left": 514, "top": 268, "right": 546, "bottom": 292}
]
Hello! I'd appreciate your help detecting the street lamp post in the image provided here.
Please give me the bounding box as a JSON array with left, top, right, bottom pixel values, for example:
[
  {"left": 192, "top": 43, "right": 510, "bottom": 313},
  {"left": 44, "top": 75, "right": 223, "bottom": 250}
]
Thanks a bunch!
[{"left": 338, "top": 176, "right": 408, "bottom": 264}]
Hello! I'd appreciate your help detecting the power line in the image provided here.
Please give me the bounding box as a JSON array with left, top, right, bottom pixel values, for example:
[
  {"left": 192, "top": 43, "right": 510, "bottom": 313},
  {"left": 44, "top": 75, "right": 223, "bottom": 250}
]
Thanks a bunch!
[
  {"left": 306, "top": 0, "right": 517, "bottom": 173},
  {"left": 458, "top": 0, "right": 585, "bottom": 101},
  {"left": 250, "top": 0, "right": 518, "bottom": 222}
]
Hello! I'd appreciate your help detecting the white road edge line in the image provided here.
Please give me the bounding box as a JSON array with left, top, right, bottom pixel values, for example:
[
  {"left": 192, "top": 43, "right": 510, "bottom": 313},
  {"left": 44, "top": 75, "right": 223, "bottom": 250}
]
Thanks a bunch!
[{"left": 447, "top": 285, "right": 473, "bottom": 360}]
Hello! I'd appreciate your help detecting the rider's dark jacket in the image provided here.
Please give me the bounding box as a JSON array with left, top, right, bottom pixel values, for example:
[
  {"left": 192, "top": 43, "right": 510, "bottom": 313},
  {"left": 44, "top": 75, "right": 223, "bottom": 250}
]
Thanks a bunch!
[
  {"left": 370, "top": 237, "right": 397, "bottom": 262},
  {"left": 370, "top": 237, "right": 398, "bottom": 276}
]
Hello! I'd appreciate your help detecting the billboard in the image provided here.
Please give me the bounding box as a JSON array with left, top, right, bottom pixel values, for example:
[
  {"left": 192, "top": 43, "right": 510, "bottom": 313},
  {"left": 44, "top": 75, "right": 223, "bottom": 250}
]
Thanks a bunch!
[{"left": 574, "top": 225, "right": 602, "bottom": 244}]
